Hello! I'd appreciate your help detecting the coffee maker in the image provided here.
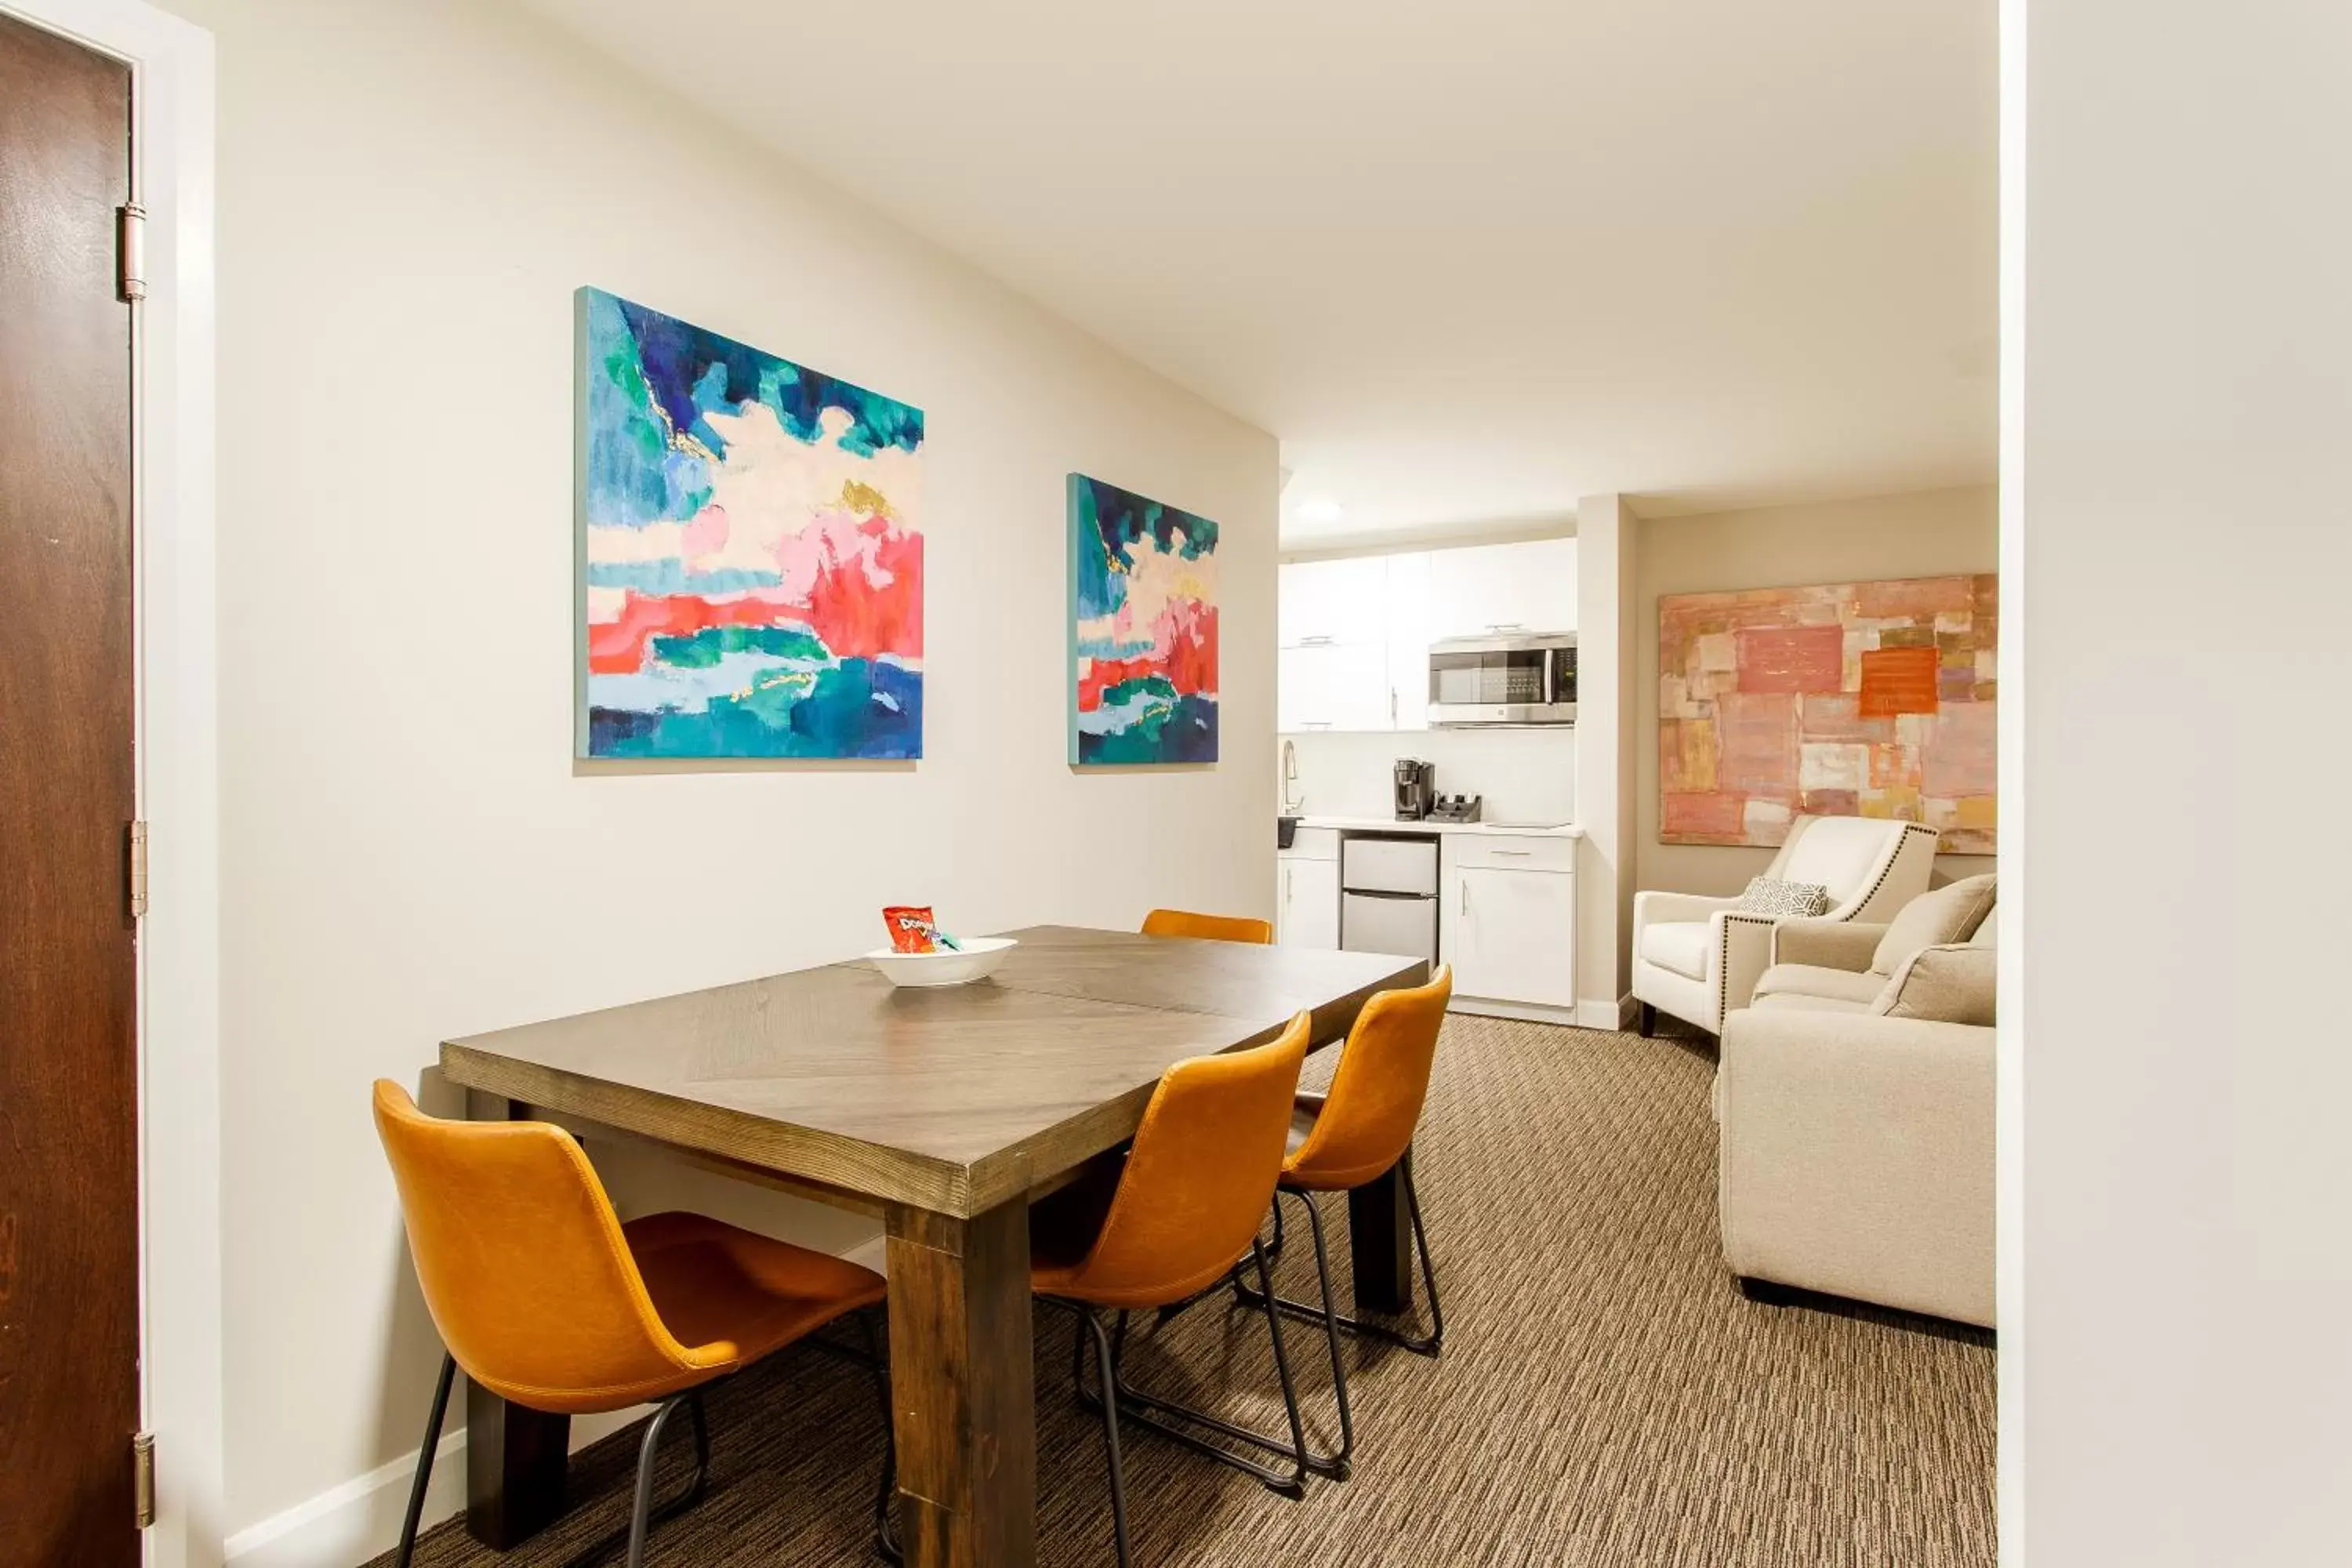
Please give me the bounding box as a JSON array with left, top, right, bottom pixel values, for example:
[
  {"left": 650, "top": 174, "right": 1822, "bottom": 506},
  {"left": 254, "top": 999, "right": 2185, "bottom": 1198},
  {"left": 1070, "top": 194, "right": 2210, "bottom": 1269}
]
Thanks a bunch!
[{"left": 1393, "top": 758, "right": 1436, "bottom": 820}]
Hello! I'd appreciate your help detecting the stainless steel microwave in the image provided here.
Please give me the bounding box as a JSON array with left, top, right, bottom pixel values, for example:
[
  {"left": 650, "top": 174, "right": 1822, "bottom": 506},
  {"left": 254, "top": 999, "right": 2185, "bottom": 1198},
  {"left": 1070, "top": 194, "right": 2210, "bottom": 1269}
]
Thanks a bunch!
[{"left": 1427, "top": 633, "right": 1577, "bottom": 726}]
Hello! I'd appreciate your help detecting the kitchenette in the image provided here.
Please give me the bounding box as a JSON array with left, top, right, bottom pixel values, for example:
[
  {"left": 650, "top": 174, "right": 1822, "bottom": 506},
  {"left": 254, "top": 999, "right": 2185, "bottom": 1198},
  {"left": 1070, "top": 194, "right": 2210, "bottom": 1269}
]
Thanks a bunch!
[{"left": 1276, "top": 535, "right": 1584, "bottom": 1025}]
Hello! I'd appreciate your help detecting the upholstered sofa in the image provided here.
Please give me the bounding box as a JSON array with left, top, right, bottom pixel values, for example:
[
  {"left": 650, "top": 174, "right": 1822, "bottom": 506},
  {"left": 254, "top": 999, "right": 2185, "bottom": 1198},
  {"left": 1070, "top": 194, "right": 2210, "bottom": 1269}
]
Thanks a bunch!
[
  {"left": 1715, "top": 877, "right": 1998, "bottom": 1327},
  {"left": 1632, "top": 816, "right": 1940, "bottom": 1037}
]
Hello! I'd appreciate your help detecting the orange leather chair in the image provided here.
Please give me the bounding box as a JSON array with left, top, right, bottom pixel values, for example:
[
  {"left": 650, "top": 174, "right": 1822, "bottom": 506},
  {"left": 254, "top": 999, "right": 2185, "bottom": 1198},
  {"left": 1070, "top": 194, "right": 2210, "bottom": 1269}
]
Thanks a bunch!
[
  {"left": 1029, "top": 1014, "right": 1312, "bottom": 1566},
  {"left": 372, "top": 1082, "right": 892, "bottom": 1567},
  {"left": 1141, "top": 907, "right": 1275, "bottom": 945},
  {"left": 1235, "top": 966, "right": 1454, "bottom": 1479}
]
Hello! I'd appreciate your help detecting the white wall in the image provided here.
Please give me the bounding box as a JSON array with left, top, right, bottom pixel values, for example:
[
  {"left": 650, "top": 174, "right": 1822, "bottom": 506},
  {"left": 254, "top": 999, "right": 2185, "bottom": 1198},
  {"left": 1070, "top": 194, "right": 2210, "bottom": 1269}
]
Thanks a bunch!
[
  {"left": 165, "top": 0, "right": 1276, "bottom": 1548},
  {"left": 1573, "top": 493, "right": 1637, "bottom": 1016},
  {"left": 1282, "top": 728, "right": 1575, "bottom": 824},
  {"left": 2016, "top": 1, "right": 2352, "bottom": 1563},
  {"left": 1635, "top": 486, "right": 1998, "bottom": 898}
]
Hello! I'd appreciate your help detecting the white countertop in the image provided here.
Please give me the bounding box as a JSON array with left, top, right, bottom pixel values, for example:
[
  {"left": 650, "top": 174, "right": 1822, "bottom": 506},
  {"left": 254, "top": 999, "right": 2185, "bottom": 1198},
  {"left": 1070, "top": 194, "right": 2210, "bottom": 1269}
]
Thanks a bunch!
[{"left": 1287, "top": 814, "right": 1584, "bottom": 840}]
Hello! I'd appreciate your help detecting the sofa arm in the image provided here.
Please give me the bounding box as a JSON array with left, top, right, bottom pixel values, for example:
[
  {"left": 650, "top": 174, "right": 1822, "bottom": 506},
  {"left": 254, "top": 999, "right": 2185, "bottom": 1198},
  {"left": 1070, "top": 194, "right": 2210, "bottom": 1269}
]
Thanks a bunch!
[
  {"left": 1717, "top": 1007, "right": 1994, "bottom": 1327},
  {"left": 1633, "top": 888, "right": 1737, "bottom": 929},
  {"left": 1772, "top": 920, "right": 1888, "bottom": 972}
]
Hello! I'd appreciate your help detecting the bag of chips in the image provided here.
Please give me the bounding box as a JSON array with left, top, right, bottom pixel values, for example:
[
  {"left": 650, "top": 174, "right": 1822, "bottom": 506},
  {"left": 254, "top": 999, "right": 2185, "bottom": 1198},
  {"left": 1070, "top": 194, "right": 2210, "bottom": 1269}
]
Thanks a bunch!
[{"left": 884, "top": 906, "right": 946, "bottom": 954}]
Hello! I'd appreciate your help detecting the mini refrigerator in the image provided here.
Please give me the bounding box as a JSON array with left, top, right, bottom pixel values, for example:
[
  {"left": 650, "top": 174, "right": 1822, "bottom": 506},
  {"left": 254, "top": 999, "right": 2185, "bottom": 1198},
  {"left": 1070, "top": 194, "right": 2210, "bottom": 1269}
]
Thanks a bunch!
[{"left": 1339, "top": 836, "right": 1439, "bottom": 960}]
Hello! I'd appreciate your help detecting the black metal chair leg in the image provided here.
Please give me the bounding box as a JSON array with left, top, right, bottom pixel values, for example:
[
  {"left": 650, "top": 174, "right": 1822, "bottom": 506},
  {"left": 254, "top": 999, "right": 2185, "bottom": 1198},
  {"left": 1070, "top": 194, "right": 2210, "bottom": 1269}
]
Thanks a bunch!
[
  {"left": 622, "top": 1388, "right": 712, "bottom": 1568},
  {"left": 861, "top": 1309, "right": 902, "bottom": 1565},
  {"left": 1249, "top": 1239, "right": 1310, "bottom": 1490},
  {"left": 394, "top": 1353, "right": 457, "bottom": 1568},
  {"left": 1400, "top": 1152, "right": 1445, "bottom": 1354},
  {"left": 1080, "top": 1243, "right": 1309, "bottom": 1497},
  {"left": 1290, "top": 1190, "right": 1355, "bottom": 1478},
  {"left": 1083, "top": 1308, "right": 1134, "bottom": 1568},
  {"left": 1236, "top": 1163, "right": 1445, "bottom": 1358}
]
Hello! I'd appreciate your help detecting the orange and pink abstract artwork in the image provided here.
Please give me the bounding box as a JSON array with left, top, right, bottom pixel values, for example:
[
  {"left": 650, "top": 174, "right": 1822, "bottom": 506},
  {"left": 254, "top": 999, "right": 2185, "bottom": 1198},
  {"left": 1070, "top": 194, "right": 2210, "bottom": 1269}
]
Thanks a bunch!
[{"left": 1658, "top": 574, "right": 1998, "bottom": 852}]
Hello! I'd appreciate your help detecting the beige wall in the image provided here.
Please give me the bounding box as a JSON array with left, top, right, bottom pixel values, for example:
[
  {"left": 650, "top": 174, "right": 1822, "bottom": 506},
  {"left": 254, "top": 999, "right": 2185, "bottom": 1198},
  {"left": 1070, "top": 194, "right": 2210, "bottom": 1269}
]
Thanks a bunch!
[
  {"left": 2017, "top": 1, "right": 2352, "bottom": 1559},
  {"left": 166, "top": 0, "right": 1276, "bottom": 1544},
  {"left": 1635, "top": 485, "right": 1998, "bottom": 902},
  {"left": 1575, "top": 493, "right": 1639, "bottom": 1012}
]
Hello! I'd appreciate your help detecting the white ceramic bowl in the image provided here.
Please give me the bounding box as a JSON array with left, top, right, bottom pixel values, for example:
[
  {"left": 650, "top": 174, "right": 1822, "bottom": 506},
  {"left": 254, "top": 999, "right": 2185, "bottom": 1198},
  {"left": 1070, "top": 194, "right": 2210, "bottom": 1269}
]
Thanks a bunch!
[{"left": 865, "top": 935, "right": 1018, "bottom": 988}]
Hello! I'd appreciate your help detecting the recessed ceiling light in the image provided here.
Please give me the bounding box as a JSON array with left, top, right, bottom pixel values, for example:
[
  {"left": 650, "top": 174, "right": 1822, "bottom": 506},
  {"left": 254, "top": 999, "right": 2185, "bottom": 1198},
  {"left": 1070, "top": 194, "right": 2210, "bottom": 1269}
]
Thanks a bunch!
[{"left": 1296, "top": 498, "right": 1345, "bottom": 523}]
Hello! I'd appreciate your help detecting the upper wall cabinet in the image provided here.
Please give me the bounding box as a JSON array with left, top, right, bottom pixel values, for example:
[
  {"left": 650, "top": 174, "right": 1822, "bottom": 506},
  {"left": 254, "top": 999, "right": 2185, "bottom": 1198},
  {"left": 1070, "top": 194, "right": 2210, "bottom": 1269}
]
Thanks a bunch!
[
  {"left": 1278, "top": 535, "right": 1576, "bottom": 734},
  {"left": 1424, "top": 538, "right": 1578, "bottom": 641},
  {"left": 1278, "top": 556, "right": 1390, "bottom": 648}
]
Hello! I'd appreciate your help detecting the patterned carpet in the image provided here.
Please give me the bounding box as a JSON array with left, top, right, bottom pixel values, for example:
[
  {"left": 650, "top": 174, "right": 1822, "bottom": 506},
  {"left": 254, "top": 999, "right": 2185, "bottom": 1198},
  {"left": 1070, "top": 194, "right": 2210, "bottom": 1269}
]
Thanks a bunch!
[{"left": 377, "top": 1018, "right": 1994, "bottom": 1568}]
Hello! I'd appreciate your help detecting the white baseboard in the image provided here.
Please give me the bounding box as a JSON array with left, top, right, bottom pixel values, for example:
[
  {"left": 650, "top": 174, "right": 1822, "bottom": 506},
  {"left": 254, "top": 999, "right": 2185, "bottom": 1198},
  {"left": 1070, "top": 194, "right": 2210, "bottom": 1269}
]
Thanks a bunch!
[
  {"left": 225, "top": 1237, "right": 890, "bottom": 1567},
  {"left": 1448, "top": 996, "right": 1633, "bottom": 1030},
  {"left": 1449, "top": 995, "right": 1581, "bottom": 1026}
]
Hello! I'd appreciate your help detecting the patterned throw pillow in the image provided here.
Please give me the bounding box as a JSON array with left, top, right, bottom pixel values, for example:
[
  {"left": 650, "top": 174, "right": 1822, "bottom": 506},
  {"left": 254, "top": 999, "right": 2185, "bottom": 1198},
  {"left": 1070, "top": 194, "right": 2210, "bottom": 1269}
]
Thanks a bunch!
[{"left": 1735, "top": 877, "right": 1831, "bottom": 919}]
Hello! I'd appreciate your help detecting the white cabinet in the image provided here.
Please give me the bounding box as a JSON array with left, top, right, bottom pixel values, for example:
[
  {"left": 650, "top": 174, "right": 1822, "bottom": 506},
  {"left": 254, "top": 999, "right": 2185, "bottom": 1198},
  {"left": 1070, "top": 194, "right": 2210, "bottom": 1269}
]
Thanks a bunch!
[
  {"left": 1277, "top": 830, "right": 1341, "bottom": 950},
  {"left": 1277, "top": 642, "right": 1391, "bottom": 732},
  {"left": 1277, "top": 537, "right": 1575, "bottom": 733},
  {"left": 1439, "top": 834, "right": 1577, "bottom": 1012},
  {"left": 1383, "top": 552, "right": 1430, "bottom": 731},
  {"left": 1425, "top": 538, "right": 1577, "bottom": 641},
  {"left": 1279, "top": 556, "right": 1388, "bottom": 648}
]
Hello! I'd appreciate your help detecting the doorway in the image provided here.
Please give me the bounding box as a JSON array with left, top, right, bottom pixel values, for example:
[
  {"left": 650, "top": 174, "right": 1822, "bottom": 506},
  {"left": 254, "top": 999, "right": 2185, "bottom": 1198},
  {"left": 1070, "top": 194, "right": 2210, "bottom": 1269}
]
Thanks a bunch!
[{"left": 0, "top": 10, "right": 143, "bottom": 1564}]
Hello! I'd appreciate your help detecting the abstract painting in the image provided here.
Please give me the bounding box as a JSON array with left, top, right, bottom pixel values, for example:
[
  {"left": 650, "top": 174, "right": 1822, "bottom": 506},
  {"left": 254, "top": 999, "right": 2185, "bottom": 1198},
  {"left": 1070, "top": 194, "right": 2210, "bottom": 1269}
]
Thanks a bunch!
[
  {"left": 577, "top": 289, "right": 924, "bottom": 759},
  {"left": 1069, "top": 474, "right": 1218, "bottom": 764},
  {"left": 1658, "top": 573, "right": 1998, "bottom": 851}
]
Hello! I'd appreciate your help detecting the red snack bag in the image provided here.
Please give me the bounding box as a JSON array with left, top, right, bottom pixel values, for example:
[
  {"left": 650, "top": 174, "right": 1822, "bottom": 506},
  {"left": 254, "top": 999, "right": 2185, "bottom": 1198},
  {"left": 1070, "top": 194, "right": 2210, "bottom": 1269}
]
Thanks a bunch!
[{"left": 884, "top": 906, "right": 941, "bottom": 955}]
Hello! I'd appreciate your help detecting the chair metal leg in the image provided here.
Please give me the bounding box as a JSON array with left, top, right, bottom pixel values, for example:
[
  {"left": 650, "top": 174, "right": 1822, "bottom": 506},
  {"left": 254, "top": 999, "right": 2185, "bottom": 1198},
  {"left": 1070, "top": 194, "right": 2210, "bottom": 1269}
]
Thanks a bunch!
[
  {"left": 860, "top": 1309, "right": 902, "bottom": 1565},
  {"left": 1290, "top": 1189, "right": 1355, "bottom": 1479},
  {"left": 621, "top": 1389, "right": 710, "bottom": 1568},
  {"left": 1083, "top": 1307, "right": 1134, "bottom": 1568},
  {"left": 1399, "top": 1152, "right": 1445, "bottom": 1354},
  {"left": 394, "top": 1353, "right": 457, "bottom": 1568},
  {"left": 1236, "top": 1158, "right": 1446, "bottom": 1357},
  {"left": 1078, "top": 1242, "right": 1310, "bottom": 1497}
]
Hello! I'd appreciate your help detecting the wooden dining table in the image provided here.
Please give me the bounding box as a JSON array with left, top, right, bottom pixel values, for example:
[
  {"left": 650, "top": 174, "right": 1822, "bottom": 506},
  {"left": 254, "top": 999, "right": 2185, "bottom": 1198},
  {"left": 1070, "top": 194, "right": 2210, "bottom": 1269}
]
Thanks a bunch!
[{"left": 437, "top": 924, "right": 1429, "bottom": 1567}]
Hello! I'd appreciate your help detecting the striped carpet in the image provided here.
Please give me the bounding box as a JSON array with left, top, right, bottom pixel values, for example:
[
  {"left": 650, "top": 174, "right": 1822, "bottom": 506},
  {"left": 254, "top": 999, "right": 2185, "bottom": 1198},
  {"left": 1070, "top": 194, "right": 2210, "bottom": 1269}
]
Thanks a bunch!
[{"left": 378, "top": 1018, "right": 1994, "bottom": 1568}]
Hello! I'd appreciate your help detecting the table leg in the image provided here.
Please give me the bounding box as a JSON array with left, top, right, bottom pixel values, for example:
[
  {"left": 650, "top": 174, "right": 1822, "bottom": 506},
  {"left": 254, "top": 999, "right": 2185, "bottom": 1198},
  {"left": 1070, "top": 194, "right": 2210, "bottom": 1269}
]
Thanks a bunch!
[
  {"left": 884, "top": 1198, "right": 1036, "bottom": 1568},
  {"left": 1347, "top": 1152, "right": 1414, "bottom": 1316},
  {"left": 462, "top": 1090, "right": 570, "bottom": 1548}
]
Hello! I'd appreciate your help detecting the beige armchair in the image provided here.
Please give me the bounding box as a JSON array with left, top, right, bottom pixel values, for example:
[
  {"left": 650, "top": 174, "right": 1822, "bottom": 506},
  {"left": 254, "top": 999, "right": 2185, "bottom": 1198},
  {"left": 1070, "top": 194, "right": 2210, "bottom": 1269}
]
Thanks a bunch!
[
  {"left": 1631, "top": 816, "right": 1939, "bottom": 1036},
  {"left": 1717, "top": 1002, "right": 1994, "bottom": 1327},
  {"left": 1715, "top": 882, "right": 1999, "bottom": 1328}
]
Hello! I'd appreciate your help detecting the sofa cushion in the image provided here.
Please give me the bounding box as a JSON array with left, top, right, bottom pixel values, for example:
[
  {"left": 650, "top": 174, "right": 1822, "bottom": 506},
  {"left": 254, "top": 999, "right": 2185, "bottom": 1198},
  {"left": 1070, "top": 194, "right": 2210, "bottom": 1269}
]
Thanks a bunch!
[
  {"left": 1871, "top": 942, "right": 1998, "bottom": 1025},
  {"left": 1871, "top": 873, "right": 1998, "bottom": 975},
  {"left": 1750, "top": 990, "right": 1873, "bottom": 1014},
  {"left": 1754, "top": 963, "right": 1886, "bottom": 1007},
  {"left": 1639, "top": 920, "right": 1710, "bottom": 981}
]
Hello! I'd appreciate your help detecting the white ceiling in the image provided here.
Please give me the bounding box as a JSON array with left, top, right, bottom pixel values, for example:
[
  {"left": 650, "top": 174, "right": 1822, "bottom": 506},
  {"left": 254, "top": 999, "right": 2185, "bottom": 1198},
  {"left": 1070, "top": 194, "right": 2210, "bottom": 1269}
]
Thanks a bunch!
[{"left": 521, "top": 0, "right": 1996, "bottom": 547}]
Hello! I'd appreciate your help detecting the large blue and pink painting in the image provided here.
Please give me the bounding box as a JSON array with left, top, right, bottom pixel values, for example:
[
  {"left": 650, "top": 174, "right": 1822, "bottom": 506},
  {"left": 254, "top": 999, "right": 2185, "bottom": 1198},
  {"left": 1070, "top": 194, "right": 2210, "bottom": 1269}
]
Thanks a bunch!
[
  {"left": 577, "top": 288, "right": 924, "bottom": 759},
  {"left": 1069, "top": 474, "right": 1219, "bottom": 764}
]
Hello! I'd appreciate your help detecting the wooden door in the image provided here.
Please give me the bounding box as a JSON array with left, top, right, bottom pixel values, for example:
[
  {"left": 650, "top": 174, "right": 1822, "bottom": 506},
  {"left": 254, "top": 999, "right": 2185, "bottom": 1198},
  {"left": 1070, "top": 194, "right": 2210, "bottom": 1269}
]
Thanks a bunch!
[{"left": 0, "top": 13, "right": 143, "bottom": 1565}]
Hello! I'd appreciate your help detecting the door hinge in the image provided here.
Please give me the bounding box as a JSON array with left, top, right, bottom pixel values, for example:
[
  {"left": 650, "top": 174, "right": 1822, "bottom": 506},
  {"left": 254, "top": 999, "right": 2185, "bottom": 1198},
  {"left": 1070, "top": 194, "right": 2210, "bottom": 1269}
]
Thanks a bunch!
[
  {"left": 129, "top": 820, "right": 150, "bottom": 920},
  {"left": 132, "top": 1432, "right": 156, "bottom": 1529},
  {"left": 117, "top": 203, "right": 147, "bottom": 303}
]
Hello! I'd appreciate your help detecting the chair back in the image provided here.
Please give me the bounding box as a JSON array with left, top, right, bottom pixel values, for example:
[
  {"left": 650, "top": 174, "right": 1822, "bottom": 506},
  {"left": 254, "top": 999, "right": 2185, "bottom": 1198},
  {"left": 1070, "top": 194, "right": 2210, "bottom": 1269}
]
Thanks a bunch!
[
  {"left": 1769, "top": 817, "right": 1903, "bottom": 903},
  {"left": 1286, "top": 967, "right": 1454, "bottom": 1189},
  {"left": 1142, "top": 908, "right": 1275, "bottom": 945},
  {"left": 1062, "top": 1013, "right": 1310, "bottom": 1305},
  {"left": 372, "top": 1081, "right": 717, "bottom": 1410}
]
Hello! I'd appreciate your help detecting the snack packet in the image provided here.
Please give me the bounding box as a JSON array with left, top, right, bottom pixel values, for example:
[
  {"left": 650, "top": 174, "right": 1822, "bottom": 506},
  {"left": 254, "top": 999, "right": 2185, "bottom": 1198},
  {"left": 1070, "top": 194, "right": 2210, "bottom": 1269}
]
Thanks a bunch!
[{"left": 883, "top": 906, "right": 961, "bottom": 954}]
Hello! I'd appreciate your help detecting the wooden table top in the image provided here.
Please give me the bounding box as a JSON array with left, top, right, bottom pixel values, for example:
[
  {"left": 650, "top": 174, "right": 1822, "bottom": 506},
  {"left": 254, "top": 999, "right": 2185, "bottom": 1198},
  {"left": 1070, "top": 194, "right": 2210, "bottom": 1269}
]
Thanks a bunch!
[{"left": 441, "top": 926, "right": 1426, "bottom": 1218}]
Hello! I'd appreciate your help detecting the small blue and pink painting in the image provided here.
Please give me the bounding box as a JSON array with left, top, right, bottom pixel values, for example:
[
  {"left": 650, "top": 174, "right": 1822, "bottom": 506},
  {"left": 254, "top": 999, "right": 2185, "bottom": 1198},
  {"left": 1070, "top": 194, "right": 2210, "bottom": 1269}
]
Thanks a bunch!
[
  {"left": 1069, "top": 474, "right": 1219, "bottom": 765},
  {"left": 577, "top": 288, "right": 924, "bottom": 759}
]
